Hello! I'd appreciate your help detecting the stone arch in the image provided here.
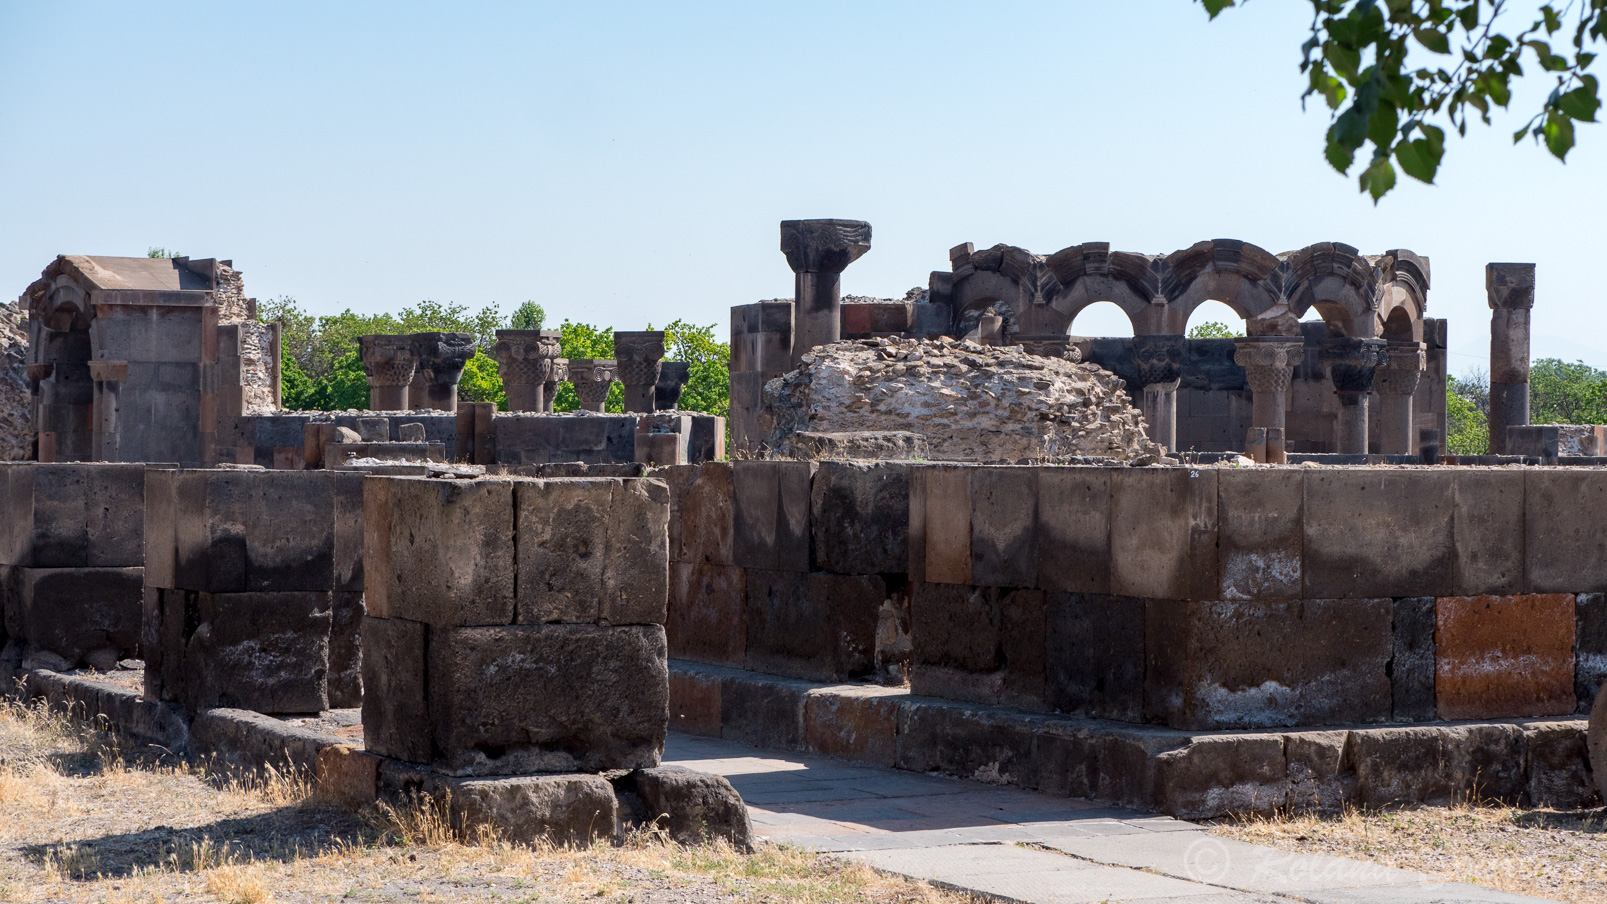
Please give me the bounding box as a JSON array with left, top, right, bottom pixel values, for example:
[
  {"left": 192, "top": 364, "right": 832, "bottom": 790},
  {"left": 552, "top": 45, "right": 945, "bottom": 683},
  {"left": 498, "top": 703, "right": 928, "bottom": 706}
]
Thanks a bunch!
[
  {"left": 1044, "top": 243, "right": 1156, "bottom": 335},
  {"left": 946, "top": 243, "right": 1075, "bottom": 337},
  {"left": 1281, "top": 242, "right": 1380, "bottom": 339},
  {"left": 1159, "top": 239, "right": 1284, "bottom": 334},
  {"left": 1374, "top": 249, "right": 1430, "bottom": 341}
]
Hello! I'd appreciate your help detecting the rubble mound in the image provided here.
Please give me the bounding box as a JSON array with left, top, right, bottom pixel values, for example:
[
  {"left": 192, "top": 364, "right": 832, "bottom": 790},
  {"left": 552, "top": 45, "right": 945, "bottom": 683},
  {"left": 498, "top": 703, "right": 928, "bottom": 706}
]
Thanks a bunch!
[
  {"left": 0, "top": 302, "right": 29, "bottom": 460},
  {"left": 765, "top": 338, "right": 1163, "bottom": 464}
]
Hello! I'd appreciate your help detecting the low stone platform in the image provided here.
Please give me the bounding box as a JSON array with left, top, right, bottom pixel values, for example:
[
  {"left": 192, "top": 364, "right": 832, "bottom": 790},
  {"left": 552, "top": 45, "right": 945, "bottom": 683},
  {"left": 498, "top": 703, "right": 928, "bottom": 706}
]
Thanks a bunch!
[
  {"left": 14, "top": 667, "right": 752, "bottom": 850},
  {"left": 671, "top": 661, "right": 1598, "bottom": 819}
]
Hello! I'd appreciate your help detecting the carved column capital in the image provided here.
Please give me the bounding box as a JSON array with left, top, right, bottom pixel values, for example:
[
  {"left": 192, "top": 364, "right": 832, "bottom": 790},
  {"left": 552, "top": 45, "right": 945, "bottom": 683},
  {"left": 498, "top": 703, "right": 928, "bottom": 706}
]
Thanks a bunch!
[
  {"left": 1319, "top": 337, "right": 1388, "bottom": 395},
  {"left": 613, "top": 331, "right": 667, "bottom": 387},
  {"left": 780, "top": 219, "right": 872, "bottom": 274},
  {"left": 1486, "top": 262, "right": 1536, "bottom": 310},
  {"left": 568, "top": 358, "right": 617, "bottom": 412},
  {"left": 1016, "top": 334, "right": 1084, "bottom": 363},
  {"left": 1233, "top": 337, "right": 1304, "bottom": 395},
  {"left": 1132, "top": 334, "right": 1185, "bottom": 388},
  {"left": 358, "top": 335, "right": 418, "bottom": 387},
  {"left": 493, "top": 330, "right": 563, "bottom": 387},
  {"left": 1375, "top": 341, "right": 1427, "bottom": 397},
  {"left": 410, "top": 332, "right": 476, "bottom": 385},
  {"left": 655, "top": 361, "right": 691, "bottom": 411}
]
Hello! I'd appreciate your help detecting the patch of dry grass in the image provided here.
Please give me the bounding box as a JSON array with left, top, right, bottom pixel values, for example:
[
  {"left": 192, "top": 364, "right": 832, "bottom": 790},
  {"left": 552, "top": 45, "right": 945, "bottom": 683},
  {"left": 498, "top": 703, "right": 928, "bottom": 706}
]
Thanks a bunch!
[
  {"left": 1213, "top": 802, "right": 1607, "bottom": 903},
  {"left": 0, "top": 692, "right": 973, "bottom": 904}
]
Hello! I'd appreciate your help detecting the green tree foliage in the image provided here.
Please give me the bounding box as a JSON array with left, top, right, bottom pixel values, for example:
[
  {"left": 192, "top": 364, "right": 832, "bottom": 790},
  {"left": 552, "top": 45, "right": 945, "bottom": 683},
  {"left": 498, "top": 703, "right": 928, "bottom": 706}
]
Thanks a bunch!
[
  {"left": 509, "top": 301, "right": 546, "bottom": 331},
  {"left": 659, "top": 319, "right": 732, "bottom": 418},
  {"left": 1187, "top": 320, "right": 1244, "bottom": 339},
  {"left": 1530, "top": 357, "right": 1607, "bottom": 423},
  {"left": 1446, "top": 372, "right": 1491, "bottom": 454},
  {"left": 1199, "top": 1, "right": 1604, "bottom": 200},
  {"left": 458, "top": 352, "right": 507, "bottom": 408},
  {"left": 147, "top": 247, "right": 180, "bottom": 259}
]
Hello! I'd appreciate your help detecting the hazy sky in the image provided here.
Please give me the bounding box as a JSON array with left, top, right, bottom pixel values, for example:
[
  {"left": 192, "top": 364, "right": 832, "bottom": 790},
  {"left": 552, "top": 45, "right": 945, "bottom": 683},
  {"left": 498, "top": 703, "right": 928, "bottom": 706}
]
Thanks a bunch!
[{"left": 2, "top": 1, "right": 1601, "bottom": 374}]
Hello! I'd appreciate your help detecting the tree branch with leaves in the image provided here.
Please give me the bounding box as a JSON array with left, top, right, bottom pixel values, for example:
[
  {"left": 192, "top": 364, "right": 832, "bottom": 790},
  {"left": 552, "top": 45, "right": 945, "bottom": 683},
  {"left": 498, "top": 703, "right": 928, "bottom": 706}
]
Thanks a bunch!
[{"left": 1200, "top": 0, "right": 1603, "bottom": 199}]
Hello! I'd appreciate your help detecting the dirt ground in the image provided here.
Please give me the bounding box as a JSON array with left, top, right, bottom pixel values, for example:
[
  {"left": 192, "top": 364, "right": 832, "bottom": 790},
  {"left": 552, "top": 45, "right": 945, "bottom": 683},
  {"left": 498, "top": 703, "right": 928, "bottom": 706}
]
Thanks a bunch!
[
  {"left": 0, "top": 698, "right": 972, "bottom": 904},
  {"left": 1212, "top": 803, "right": 1607, "bottom": 904}
]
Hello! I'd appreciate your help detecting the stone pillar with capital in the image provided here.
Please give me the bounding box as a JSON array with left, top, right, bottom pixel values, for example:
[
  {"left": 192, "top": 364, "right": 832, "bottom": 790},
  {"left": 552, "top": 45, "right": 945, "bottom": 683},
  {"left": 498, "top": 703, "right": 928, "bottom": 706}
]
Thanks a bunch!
[
  {"left": 1487, "top": 263, "right": 1535, "bottom": 454},
  {"left": 542, "top": 359, "right": 569, "bottom": 413},
  {"left": 1132, "top": 334, "right": 1185, "bottom": 452},
  {"left": 493, "top": 329, "right": 563, "bottom": 412},
  {"left": 781, "top": 219, "right": 872, "bottom": 367},
  {"left": 614, "top": 331, "right": 666, "bottom": 413},
  {"left": 1233, "top": 336, "right": 1305, "bottom": 462},
  {"left": 1375, "top": 341, "right": 1427, "bottom": 455},
  {"left": 568, "top": 358, "right": 617, "bottom": 412},
  {"left": 656, "top": 361, "right": 691, "bottom": 411},
  {"left": 1320, "top": 337, "right": 1388, "bottom": 455},
  {"left": 358, "top": 335, "right": 418, "bottom": 411},
  {"left": 408, "top": 332, "right": 476, "bottom": 411}
]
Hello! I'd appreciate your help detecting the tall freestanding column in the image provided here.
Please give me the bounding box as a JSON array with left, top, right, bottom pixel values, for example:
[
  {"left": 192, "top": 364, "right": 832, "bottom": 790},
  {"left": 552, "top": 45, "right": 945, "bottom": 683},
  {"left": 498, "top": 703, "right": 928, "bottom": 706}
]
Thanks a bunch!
[
  {"left": 568, "top": 358, "right": 617, "bottom": 412},
  {"left": 1132, "top": 335, "right": 1185, "bottom": 452},
  {"left": 493, "top": 329, "right": 563, "bottom": 412},
  {"left": 358, "top": 335, "right": 418, "bottom": 411},
  {"left": 1320, "top": 337, "right": 1387, "bottom": 454},
  {"left": 614, "top": 331, "right": 666, "bottom": 413},
  {"left": 1375, "top": 341, "right": 1427, "bottom": 455},
  {"left": 409, "top": 332, "right": 476, "bottom": 411},
  {"left": 1487, "top": 263, "right": 1536, "bottom": 455},
  {"left": 1233, "top": 336, "right": 1305, "bottom": 461},
  {"left": 780, "top": 219, "right": 872, "bottom": 367}
]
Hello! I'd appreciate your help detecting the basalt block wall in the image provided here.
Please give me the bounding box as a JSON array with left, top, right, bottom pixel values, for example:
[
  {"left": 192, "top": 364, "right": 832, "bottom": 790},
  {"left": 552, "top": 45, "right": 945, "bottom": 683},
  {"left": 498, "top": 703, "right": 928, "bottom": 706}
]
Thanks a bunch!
[{"left": 660, "top": 461, "right": 1607, "bottom": 732}]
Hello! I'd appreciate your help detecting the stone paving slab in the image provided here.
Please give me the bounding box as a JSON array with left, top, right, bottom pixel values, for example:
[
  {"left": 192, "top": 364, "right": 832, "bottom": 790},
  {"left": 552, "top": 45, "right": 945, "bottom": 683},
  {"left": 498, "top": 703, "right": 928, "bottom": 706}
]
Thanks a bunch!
[{"left": 662, "top": 732, "right": 1562, "bottom": 904}]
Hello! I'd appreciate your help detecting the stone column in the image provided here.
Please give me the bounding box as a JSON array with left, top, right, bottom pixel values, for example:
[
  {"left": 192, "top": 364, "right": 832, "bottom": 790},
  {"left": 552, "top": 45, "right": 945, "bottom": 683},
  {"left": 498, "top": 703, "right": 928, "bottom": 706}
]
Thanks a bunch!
[
  {"left": 1487, "top": 263, "right": 1536, "bottom": 455},
  {"left": 409, "top": 332, "right": 476, "bottom": 411},
  {"left": 1320, "top": 337, "right": 1387, "bottom": 455},
  {"left": 358, "top": 335, "right": 418, "bottom": 411},
  {"left": 568, "top": 358, "right": 617, "bottom": 412},
  {"left": 614, "top": 331, "right": 666, "bottom": 413},
  {"left": 780, "top": 219, "right": 872, "bottom": 367},
  {"left": 1132, "top": 335, "right": 1185, "bottom": 452},
  {"left": 492, "top": 330, "right": 562, "bottom": 413},
  {"left": 1375, "top": 341, "right": 1427, "bottom": 455},
  {"left": 655, "top": 361, "right": 691, "bottom": 411},
  {"left": 1233, "top": 337, "right": 1304, "bottom": 462},
  {"left": 542, "top": 359, "right": 568, "bottom": 413},
  {"left": 88, "top": 360, "right": 127, "bottom": 462}
]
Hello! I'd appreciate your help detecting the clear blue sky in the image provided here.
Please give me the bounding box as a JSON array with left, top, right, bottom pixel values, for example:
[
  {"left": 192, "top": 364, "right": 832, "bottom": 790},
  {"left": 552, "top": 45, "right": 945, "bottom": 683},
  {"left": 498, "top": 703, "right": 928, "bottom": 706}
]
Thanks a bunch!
[{"left": 2, "top": 1, "right": 1602, "bottom": 374}]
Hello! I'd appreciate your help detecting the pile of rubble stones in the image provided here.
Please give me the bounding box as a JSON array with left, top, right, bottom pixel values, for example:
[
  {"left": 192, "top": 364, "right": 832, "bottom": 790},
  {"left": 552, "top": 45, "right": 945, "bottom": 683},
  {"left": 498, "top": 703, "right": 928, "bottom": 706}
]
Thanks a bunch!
[{"left": 765, "top": 337, "right": 1163, "bottom": 464}]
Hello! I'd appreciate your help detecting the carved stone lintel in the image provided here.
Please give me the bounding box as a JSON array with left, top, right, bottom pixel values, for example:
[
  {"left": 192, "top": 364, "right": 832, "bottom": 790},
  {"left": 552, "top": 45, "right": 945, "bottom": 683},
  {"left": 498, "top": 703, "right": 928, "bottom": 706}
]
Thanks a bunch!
[
  {"left": 655, "top": 361, "right": 691, "bottom": 411},
  {"left": 493, "top": 330, "right": 563, "bottom": 387},
  {"left": 780, "top": 219, "right": 872, "bottom": 274},
  {"left": 1375, "top": 341, "right": 1427, "bottom": 397},
  {"left": 568, "top": 358, "right": 617, "bottom": 412},
  {"left": 1486, "top": 262, "right": 1536, "bottom": 311},
  {"left": 358, "top": 335, "right": 419, "bottom": 387},
  {"left": 1132, "top": 334, "right": 1186, "bottom": 388},
  {"left": 1015, "top": 334, "right": 1084, "bottom": 363},
  {"left": 1320, "top": 337, "right": 1388, "bottom": 395}
]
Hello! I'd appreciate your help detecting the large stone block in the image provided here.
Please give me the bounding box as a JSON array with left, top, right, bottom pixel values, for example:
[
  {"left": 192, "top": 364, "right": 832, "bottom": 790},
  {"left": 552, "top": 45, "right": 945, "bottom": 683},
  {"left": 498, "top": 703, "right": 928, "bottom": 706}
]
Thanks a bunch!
[
  {"left": 182, "top": 591, "right": 333, "bottom": 714},
  {"left": 732, "top": 461, "right": 813, "bottom": 572},
  {"left": 666, "top": 562, "right": 745, "bottom": 667},
  {"left": 811, "top": 461, "right": 909, "bottom": 576},
  {"left": 803, "top": 686, "right": 901, "bottom": 766},
  {"left": 676, "top": 462, "right": 735, "bottom": 566},
  {"left": 669, "top": 668, "right": 722, "bottom": 737},
  {"left": 143, "top": 469, "right": 178, "bottom": 589},
  {"left": 328, "top": 591, "right": 364, "bottom": 709},
  {"left": 1216, "top": 469, "right": 1301, "bottom": 600},
  {"left": 1528, "top": 470, "right": 1607, "bottom": 592},
  {"left": 1303, "top": 469, "right": 1454, "bottom": 599},
  {"left": 360, "top": 615, "right": 430, "bottom": 763},
  {"left": 894, "top": 699, "right": 1039, "bottom": 789},
  {"left": 970, "top": 467, "right": 1037, "bottom": 588},
  {"left": 1524, "top": 720, "right": 1596, "bottom": 809},
  {"left": 14, "top": 566, "right": 143, "bottom": 667},
  {"left": 909, "top": 583, "right": 1044, "bottom": 709},
  {"left": 745, "top": 570, "right": 883, "bottom": 682},
  {"left": 1045, "top": 593, "right": 1145, "bottom": 722},
  {"left": 366, "top": 477, "right": 515, "bottom": 626},
  {"left": 1346, "top": 723, "right": 1527, "bottom": 808},
  {"left": 428, "top": 624, "right": 667, "bottom": 775},
  {"left": 443, "top": 773, "right": 620, "bottom": 847},
  {"left": 332, "top": 472, "right": 365, "bottom": 592},
  {"left": 719, "top": 670, "right": 808, "bottom": 751},
  {"left": 1578, "top": 593, "right": 1607, "bottom": 715},
  {"left": 1151, "top": 733, "right": 1288, "bottom": 818},
  {"left": 1035, "top": 467, "right": 1111, "bottom": 594},
  {"left": 1145, "top": 597, "right": 1393, "bottom": 730},
  {"left": 1436, "top": 594, "right": 1575, "bottom": 719},
  {"left": 1391, "top": 597, "right": 1436, "bottom": 722},
  {"left": 515, "top": 478, "right": 668, "bottom": 626},
  {"left": 913, "top": 465, "right": 972, "bottom": 584},
  {"left": 3, "top": 464, "right": 146, "bottom": 568},
  {"left": 615, "top": 766, "right": 754, "bottom": 850},
  {"left": 1452, "top": 469, "right": 1524, "bottom": 595},
  {"left": 169, "top": 470, "right": 348, "bottom": 593},
  {"left": 1110, "top": 468, "right": 1217, "bottom": 600}
]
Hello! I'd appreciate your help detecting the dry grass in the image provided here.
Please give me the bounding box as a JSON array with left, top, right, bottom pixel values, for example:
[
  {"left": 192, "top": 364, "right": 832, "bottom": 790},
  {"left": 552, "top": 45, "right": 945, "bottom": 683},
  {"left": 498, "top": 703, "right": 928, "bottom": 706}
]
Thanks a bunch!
[
  {"left": 0, "top": 693, "right": 973, "bottom": 904},
  {"left": 1213, "top": 801, "right": 1607, "bottom": 904}
]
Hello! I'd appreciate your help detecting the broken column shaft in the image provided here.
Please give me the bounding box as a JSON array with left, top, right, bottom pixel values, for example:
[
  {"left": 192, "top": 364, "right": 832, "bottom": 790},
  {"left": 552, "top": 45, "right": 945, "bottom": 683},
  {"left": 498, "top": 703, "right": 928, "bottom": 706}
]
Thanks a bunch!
[
  {"left": 493, "top": 330, "right": 563, "bottom": 413},
  {"left": 780, "top": 219, "right": 872, "bottom": 367},
  {"left": 1375, "top": 342, "right": 1427, "bottom": 456},
  {"left": 1487, "top": 263, "right": 1536, "bottom": 455},
  {"left": 1320, "top": 337, "right": 1387, "bottom": 455}
]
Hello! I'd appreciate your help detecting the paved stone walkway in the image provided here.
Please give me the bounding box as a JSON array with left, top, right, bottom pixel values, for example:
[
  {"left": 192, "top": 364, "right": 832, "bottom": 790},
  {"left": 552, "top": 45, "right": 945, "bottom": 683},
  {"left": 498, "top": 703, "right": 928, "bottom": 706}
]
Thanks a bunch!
[{"left": 663, "top": 732, "right": 1558, "bottom": 904}]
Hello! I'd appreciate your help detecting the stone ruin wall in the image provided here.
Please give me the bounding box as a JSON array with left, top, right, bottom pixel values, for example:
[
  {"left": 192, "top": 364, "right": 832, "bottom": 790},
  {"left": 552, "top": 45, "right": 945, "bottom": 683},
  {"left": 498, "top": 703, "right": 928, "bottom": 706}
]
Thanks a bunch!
[{"left": 212, "top": 262, "right": 256, "bottom": 323}]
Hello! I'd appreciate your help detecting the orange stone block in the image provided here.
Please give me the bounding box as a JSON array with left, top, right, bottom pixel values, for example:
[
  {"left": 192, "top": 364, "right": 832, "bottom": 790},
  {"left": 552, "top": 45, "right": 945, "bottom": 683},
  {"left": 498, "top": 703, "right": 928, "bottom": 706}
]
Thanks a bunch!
[
  {"left": 1436, "top": 594, "right": 1575, "bottom": 720},
  {"left": 804, "top": 687, "right": 902, "bottom": 766},
  {"left": 315, "top": 744, "right": 380, "bottom": 808},
  {"left": 669, "top": 670, "right": 722, "bottom": 738}
]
